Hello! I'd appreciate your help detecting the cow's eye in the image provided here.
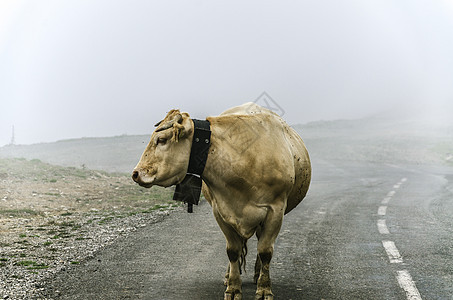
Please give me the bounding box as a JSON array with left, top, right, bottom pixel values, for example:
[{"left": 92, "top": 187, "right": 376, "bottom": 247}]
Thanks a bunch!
[{"left": 157, "top": 138, "right": 167, "bottom": 145}]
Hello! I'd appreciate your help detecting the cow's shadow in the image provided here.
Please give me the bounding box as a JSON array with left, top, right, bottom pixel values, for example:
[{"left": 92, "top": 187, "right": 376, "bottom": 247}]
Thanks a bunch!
[{"left": 189, "top": 279, "right": 315, "bottom": 300}]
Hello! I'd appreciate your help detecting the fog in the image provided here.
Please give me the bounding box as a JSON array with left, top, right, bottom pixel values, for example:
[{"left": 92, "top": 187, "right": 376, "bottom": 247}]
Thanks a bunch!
[{"left": 1, "top": 0, "right": 453, "bottom": 146}]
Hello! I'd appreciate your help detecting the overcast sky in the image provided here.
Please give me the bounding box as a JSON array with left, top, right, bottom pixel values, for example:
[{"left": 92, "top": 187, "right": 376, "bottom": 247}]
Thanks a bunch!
[{"left": 1, "top": 0, "right": 453, "bottom": 145}]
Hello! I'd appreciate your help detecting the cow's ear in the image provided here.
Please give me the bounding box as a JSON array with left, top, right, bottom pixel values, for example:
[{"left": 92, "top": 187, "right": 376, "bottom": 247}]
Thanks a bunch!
[{"left": 177, "top": 113, "right": 192, "bottom": 140}]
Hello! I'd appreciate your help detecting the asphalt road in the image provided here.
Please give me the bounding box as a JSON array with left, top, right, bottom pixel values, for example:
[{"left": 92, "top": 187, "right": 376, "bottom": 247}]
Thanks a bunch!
[{"left": 43, "top": 158, "right": 453, "bottom": 299}]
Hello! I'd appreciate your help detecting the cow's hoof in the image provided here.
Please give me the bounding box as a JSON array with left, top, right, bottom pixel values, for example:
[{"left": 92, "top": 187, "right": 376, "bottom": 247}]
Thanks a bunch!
[
  {"left": 224, "top": 291, "right": 242, "bottom": 300},
  {"left": 255, "top": 292, "right": 273, "bottom": 300}
]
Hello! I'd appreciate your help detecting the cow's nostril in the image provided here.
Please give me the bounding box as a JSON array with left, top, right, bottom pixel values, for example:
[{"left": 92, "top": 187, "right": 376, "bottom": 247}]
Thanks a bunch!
[{"left": 132, "top": 170, "right": 139, "bottom": 181}]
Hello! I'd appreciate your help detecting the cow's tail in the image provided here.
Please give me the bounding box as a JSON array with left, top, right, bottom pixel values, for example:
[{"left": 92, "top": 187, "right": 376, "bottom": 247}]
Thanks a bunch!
[{"left": 239, "top": 239, "right": 248, "bottom": 274}]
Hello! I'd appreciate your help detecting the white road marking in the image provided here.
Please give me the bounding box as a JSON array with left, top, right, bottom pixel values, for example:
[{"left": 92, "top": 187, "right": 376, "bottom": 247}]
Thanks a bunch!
[
  {"left": 396, "top": 270, "right": 422, "bottom": 300},
  {"left": 381, "top": 197, "right": 391, "bottom": 204},
  {"left": 378, "top": 206, "right": 387, "bottom": 216},
  {"left": 377, "top": 219, "right": 390, "bottom": 234},
  {"left": 382, "top": 240, "right": 403, "bottom": 263},
  {"left": 378, "top": 178, "right": 420, "bottom": 299}
]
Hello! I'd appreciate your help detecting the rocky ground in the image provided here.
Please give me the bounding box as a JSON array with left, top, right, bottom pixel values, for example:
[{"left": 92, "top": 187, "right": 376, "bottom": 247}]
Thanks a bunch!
[{"left": 0, "top": 158, "right": 178, "bottom": 300}]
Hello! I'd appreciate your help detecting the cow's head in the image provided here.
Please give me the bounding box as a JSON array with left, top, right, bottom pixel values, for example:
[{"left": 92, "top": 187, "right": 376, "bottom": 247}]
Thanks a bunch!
[{"left": 132, "top": 109, "right": 193, "bottom": 188}]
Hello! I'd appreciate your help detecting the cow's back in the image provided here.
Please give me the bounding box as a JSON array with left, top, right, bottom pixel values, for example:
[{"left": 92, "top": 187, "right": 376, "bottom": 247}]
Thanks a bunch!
[
  {"left": 220, "top": 102, "right": 279, "bottom": 117},
  {"left": 218, "top": 102, "right": 311, "bottom": 214}
]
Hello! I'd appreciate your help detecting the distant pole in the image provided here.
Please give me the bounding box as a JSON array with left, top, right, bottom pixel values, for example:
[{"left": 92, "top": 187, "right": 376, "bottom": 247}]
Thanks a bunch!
[{"left": 10, "top": 125, "right": 15, "bottom": 145}]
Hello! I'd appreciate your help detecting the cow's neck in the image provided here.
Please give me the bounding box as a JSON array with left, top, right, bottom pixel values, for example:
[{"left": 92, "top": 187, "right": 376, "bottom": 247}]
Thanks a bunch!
[{"left": 201, "top": 118, "right": 242, "bottom": 190}]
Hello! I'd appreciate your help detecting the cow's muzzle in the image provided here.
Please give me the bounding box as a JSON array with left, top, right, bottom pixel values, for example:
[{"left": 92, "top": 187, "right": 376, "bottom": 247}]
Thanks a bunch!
[{"left": 132, "top": 169, "right": 154, "bottom": 188}]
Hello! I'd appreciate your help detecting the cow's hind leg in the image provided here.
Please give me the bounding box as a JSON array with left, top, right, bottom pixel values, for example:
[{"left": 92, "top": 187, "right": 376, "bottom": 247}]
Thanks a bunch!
[
  {"left": 254, "top": 254, "right": 261, "bottom": 284},
  {"left": 254, "top": 226, "right": 262, "bottom": 284},
  {"left": 255, "top": 208, "right": 284, "bottom": 300}
]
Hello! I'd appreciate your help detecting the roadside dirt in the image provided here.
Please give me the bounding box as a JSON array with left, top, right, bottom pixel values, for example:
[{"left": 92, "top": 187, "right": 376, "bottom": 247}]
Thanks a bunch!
[{"left": 0, "top": 158, "right": 177, "bottom": 299}]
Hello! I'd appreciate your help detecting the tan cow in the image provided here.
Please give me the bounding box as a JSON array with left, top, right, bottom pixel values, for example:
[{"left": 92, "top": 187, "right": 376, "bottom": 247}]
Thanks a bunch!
[{"left": 132, "top": 103, "right": 311, "bottom": 300}]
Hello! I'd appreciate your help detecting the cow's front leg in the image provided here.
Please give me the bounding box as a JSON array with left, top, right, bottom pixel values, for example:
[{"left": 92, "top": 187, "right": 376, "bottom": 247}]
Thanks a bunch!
[
  {"left": 224, "top": 239, "right": 243, "bottom": 300},
  {"left": 224, "top": 264, "right": 230, "bottom": 286},
  {"left": 214, "top": 210, "right": 244, "bottom": 300}
]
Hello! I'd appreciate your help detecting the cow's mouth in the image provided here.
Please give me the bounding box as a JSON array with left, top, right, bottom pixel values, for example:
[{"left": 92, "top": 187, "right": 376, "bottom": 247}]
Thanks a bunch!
[{"left": 136, "top": 181, "right": 153, "bottom": 188}]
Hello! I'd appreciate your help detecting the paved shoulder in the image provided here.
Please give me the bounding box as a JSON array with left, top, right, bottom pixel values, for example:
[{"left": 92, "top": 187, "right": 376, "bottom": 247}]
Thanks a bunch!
[{"left": 43, "top": 201, "right": 228, "bottom": 300}]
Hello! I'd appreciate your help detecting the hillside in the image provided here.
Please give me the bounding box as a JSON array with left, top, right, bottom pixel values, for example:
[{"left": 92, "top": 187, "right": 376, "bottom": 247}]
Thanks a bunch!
[
  {"left": 0, "top": 135, "right": 151, "bottom": 173},
  {"left": 0, "top": 114, "right": 452, "bottom": 174},
  {"left": 295, "top": 114, "right": 453, "bottom": 166}
]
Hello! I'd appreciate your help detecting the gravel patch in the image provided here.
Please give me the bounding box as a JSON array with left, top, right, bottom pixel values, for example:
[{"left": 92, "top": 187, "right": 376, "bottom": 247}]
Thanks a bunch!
[{"left": 0, "top": 207, "right": 180, "bottom": 300}]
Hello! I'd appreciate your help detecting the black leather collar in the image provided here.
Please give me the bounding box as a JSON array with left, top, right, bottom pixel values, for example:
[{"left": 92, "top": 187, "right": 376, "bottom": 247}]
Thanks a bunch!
[{"left": 173, "top": 119, "right": 211, "bottom": 212}]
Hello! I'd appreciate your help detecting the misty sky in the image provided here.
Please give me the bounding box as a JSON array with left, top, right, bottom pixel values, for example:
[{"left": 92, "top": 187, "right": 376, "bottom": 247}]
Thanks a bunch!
[{"left": 1, "top": 0, "right": 453, "bottom": 145}]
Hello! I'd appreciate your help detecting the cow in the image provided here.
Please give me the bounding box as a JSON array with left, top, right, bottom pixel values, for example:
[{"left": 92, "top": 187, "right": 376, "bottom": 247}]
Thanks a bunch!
[{"left": 132, "top": 103, "right": 311, "bottom": 300}]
